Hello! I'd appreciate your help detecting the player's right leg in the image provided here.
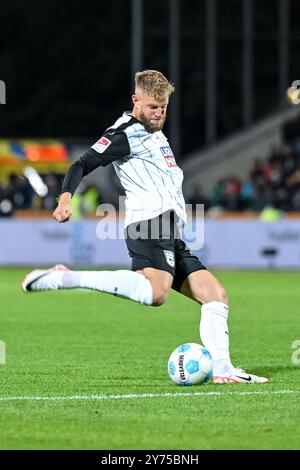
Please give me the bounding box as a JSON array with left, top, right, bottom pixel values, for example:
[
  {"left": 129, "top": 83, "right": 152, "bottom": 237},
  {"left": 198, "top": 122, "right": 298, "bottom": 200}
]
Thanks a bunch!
[
  {"left": 22, "top": 265, "right": 154, "bottom": 305},
  {"left": 22, "top": 265, "right": 173, "bottom": 307},
  {"left": 22, "top": 212, "right": 176, "bottom": 307},
  {"left": 22, "top": 264, "right": 69, "bottom": 292}
]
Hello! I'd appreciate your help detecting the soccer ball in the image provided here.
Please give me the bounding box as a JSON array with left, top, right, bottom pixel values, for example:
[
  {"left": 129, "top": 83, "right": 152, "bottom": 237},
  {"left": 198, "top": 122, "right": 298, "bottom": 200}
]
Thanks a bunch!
[{"left": 167, "top": 343, "right": 213, "bottom": 385}]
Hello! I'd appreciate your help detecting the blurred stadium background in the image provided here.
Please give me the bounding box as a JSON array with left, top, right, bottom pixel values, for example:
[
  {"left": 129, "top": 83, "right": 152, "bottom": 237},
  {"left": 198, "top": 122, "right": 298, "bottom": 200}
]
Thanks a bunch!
[{"left": 1, "top": 0, "right": 300, "bottom": 269}]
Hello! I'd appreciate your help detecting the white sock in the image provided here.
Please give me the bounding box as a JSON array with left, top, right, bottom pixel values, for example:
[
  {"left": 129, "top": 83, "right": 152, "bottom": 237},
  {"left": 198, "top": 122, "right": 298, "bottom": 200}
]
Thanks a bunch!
[
  {"left": 32, "top": 270, "right": 153, "bottom": 305},
  {"left": 200, "top": 301, "right": 234, "bottom": 375}
]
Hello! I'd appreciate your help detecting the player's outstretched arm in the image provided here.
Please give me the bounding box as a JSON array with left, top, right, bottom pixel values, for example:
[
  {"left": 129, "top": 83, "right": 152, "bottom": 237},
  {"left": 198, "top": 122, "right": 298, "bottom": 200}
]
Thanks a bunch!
[
  {"left": 53, "top": 192, "right": 72, "bottom": 223},
  {"left": 52, "top": 130, "right": 130, "bottom": 224}
]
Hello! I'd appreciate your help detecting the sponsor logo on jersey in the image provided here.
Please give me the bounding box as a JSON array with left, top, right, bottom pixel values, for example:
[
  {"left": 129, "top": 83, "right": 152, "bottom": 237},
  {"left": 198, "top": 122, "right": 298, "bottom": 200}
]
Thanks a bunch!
[
  {"left": 92, "top": 136, "right": 112, "bottom": 154},
  {"left": 160, "top": 146, "right": 177, "bottom": 168},
  {"left": 163, "top": 249, "right": 175, "bottom": 268}
]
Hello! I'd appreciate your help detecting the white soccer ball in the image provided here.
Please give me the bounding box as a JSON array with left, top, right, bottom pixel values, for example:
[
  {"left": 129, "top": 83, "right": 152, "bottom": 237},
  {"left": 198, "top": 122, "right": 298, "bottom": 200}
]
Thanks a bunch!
[{"left": 167, "top": 343, "right": 213, "bottom": 385}]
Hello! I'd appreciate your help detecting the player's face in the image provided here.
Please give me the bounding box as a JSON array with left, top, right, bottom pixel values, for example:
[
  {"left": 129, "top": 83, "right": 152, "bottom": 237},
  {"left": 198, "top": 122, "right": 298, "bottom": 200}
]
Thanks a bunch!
[{"left": 132, "top": 92, "right": 169, "bottom": 133}]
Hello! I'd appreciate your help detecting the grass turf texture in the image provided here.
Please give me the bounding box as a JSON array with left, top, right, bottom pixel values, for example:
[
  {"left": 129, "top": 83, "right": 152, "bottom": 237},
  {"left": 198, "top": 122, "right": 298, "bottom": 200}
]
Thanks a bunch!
[{"left": 1, "top": 268, "right": 300, "bottom": 450}]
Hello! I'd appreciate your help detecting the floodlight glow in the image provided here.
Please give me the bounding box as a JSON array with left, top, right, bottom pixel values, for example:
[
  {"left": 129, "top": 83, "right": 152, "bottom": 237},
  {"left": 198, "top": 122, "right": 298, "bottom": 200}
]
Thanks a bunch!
[{"left": 23, "top": 166, "right": 48, "bottom": 197}]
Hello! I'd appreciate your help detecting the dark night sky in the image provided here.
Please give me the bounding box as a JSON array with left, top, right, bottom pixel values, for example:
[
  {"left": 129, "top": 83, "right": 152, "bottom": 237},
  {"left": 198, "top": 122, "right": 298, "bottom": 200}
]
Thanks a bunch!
[{"left": 1, "top": 0, "right": 300, "bottom": 157}]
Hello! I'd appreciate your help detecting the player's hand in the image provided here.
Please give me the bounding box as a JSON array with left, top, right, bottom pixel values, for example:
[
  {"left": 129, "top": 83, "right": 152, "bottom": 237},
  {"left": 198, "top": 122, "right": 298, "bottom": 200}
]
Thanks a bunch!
[
  {"left": 53, "top": 192, "right": 73, "bottom": 223},
  {"left": 53, "top": 203, "right": 72, "bottom": 223}
]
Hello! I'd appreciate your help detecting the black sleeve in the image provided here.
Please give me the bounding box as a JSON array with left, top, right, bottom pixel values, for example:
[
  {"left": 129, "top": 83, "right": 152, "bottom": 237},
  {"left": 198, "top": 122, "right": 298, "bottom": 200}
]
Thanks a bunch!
[{"left": 61, "top": 130, "right": 130, "bottom": 195}]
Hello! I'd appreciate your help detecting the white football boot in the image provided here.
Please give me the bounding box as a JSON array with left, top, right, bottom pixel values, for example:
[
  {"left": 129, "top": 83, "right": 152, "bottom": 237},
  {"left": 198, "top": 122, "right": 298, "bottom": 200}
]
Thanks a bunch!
[
  {"left": 21, "top": 264, "right": 69, "bottom": 292},
  {"left": 213, "top": 367, "right": 268, "bottom": 384}
]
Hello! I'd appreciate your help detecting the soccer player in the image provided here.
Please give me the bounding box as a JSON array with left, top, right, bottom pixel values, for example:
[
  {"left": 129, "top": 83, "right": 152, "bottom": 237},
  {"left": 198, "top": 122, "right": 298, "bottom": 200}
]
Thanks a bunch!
[{"left": 22, "top": 70, "right": 268, "bottom": 384}]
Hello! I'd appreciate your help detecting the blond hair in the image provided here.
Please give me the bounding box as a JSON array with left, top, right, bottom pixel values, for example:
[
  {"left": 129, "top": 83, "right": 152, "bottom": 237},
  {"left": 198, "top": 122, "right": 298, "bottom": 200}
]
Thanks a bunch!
[{"left": 135, "top": 70, "right": 175, "bottom": 98}]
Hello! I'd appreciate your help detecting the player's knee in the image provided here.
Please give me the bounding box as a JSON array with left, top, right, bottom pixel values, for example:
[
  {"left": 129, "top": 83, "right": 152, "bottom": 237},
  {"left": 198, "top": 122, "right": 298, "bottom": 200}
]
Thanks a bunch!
[
  {"left": 214, "top": 286, "right": 228, "bottom": 305},
  {"left": 152, "top": 296, "right": 168, "bottom": 307},
  {"left": 152, "top": 288, "right": 169, "bottom": 307},
  {"left": 195, "top": 286, "right": 228, "bottom": 305}
]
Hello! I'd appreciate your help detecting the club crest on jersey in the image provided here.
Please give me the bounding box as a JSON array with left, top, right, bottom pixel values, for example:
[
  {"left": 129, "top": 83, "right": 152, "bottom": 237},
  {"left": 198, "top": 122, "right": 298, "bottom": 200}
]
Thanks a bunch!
[
  {"left": 163, "top": 250, "right": 175, "bottom": 268},
  {"left": 160, "top": 146, "right": 177, "bottom": 168},
  {"left": 92, "top": 136, "right": 112, "bottom": 153}
]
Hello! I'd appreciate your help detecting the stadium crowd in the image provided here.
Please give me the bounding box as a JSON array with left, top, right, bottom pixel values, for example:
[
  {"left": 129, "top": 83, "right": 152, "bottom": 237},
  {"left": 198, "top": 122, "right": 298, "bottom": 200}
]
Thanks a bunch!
[
  {"left": 188, "top": 114, "right": 300, "bottom": 213},
  {"left": 0, "top": 172, "right": 101, "bottom": 218}
]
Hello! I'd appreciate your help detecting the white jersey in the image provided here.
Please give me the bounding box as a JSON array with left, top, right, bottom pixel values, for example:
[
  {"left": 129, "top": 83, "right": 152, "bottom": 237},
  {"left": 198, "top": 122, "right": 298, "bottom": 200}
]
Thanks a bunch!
[
  {"left": 111, "top": 114, "right": 186, "bottom": 227},
  {"left": 62, "top": 112, "right": 187, "bottom": 228}
]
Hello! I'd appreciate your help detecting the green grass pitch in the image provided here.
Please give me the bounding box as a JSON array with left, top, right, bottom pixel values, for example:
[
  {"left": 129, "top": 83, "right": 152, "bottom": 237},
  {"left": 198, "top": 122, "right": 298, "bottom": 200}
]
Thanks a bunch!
[{"left": 1, "top": 268, "right": 300, "bottom": 450}]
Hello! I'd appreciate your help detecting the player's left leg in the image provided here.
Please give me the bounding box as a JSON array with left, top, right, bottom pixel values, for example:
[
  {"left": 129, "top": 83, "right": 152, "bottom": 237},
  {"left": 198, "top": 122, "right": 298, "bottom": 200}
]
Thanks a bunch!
[
  {"left": 180, "top": 270, "right": 233, "bottom": 376},
  {"left": 180, "top": 270, "right": 268, "bottom": 384}
]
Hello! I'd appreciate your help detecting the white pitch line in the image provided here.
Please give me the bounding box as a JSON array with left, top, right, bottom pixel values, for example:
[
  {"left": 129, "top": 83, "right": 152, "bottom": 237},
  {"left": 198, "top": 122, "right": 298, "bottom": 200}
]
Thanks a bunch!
[{"left": 0, "top": 389, "right": 299, "bottom": 402}]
